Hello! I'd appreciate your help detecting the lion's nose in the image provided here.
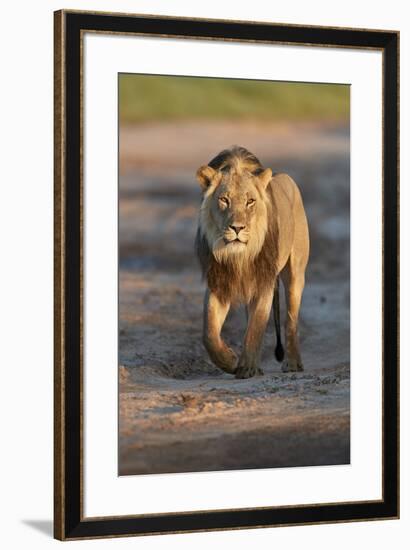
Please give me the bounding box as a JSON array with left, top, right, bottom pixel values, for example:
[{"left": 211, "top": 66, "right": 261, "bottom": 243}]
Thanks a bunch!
[{"left": 229, "top": 224, "right": 246, "bottom": 235}]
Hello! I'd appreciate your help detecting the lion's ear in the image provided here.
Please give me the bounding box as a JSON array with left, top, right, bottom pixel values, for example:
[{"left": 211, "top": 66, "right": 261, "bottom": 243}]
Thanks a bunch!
[
  {"left": 258, "top": 168, "right": 272, "bottom": 190},
  {"left": 196, "top": 165, "right": 216, "bottom": 192}
]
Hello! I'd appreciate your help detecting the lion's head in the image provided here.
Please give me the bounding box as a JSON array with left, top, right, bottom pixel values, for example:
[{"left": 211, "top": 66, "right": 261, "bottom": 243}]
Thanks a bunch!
[{"left": 196, "top": 146, "right": 272, "bottom": 265}]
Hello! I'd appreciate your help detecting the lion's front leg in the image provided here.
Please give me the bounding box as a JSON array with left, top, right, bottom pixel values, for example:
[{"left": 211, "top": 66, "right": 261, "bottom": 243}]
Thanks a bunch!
[
  {"left": 203, "top": 289, "right": 237, "bottom": 374},
  {"left": 235, "top": 288, "right": 274, "bottom": 379}
]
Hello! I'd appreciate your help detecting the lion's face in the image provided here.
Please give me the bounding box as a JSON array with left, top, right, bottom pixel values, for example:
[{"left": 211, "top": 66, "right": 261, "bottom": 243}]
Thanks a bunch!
[{"left": 197, "top": 164, "right": 272, "bottom": 264}]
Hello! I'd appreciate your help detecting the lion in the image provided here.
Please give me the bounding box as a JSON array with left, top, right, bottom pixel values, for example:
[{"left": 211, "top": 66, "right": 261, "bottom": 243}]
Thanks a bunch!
[{"left": 195, "top": 146, "right": 309, "bottom": 379}]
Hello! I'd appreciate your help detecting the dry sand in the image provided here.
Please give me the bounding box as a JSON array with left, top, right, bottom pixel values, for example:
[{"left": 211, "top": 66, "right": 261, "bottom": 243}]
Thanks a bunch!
[{"left": 119, "top": 121, "right": 350, "bottom": 475}]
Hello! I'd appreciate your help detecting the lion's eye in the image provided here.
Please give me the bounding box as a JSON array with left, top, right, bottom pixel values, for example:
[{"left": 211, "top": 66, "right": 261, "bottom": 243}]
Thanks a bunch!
[
  {"left": 219, "top": 197, "right": 229, "bottom": 206},
  {"left": 247, "top": 198, "right": 255, "bottom": 206}
]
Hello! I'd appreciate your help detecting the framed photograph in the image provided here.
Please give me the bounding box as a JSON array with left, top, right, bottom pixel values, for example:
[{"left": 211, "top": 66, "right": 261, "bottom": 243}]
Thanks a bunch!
[{"left": 54, "top": 10, "right": 399, "bottom": 540}]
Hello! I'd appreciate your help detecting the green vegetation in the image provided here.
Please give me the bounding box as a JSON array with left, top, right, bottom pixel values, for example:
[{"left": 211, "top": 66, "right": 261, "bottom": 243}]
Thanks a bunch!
[{"left": 119, "top": 74, "right": 349, "bottom": 123}]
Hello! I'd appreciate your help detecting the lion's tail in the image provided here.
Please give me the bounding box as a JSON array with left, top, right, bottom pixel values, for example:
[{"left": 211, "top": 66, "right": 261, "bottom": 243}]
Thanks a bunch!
[{"left": 273, "top": 279, "right": 284, "bottom": 362}]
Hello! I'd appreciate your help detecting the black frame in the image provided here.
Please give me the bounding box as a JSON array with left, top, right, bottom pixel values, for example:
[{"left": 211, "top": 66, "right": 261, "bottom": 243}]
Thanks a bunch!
[{"left": 54, "top": 10, "right": 399, "bottom": 540}]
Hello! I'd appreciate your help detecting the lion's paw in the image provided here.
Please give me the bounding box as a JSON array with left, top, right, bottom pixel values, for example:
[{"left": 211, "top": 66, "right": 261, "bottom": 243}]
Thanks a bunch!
[
  {"left": 235, "top": 357, "right": 263, "bottom": 379},
  {"left": 281, "top": 360, "right": 304, "bottom": 373},
  {"left": 235, "top": 364, "right": 256, "bottom": 379},
  {"left": 216, "top": 346, "right": 238, "bottom": 374}
]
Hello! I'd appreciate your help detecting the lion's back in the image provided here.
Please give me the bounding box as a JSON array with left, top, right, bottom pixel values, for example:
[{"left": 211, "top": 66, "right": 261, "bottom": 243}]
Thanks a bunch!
[{"left": 266, "top": 173, "right": 308, "bottom": 270}]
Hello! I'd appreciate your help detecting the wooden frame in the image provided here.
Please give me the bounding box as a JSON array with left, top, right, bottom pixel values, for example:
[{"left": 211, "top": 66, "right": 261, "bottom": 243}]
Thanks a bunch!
[{"left": 54, "top": 10, "right": 399, "bottom": 540}]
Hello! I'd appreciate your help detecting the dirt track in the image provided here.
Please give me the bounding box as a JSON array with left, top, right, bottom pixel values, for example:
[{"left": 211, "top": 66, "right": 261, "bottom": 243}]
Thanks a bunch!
[{"left": 119, "top": 121, "right": 350, "bottom": 475}]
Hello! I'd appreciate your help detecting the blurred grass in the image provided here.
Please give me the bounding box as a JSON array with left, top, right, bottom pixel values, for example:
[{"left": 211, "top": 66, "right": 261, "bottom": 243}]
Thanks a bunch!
[{"left": 119, "top": 74, "right": 349, "bottom": 123}]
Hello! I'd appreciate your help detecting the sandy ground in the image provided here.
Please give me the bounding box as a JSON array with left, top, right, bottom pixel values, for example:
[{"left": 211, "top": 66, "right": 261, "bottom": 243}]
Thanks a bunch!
[{"left": 119, "top": 121, "right": 350, "bottom": 475}]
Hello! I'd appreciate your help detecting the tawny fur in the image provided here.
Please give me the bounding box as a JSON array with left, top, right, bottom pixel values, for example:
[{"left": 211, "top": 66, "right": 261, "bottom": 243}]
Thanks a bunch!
[{"left": 195, "top": 146, "right": 309, "bottom": 378}]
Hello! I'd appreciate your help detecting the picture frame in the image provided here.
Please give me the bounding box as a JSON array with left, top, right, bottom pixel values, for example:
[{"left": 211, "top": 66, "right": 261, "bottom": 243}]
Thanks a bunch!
[{"left": 54, "top": 10, "right": 399, "bottom": 540}]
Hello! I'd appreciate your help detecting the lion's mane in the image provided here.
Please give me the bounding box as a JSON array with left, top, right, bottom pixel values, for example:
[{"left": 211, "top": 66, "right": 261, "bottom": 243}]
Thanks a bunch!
[{"left": 195, "top": 146, "right": 279, "bottom": 305}]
